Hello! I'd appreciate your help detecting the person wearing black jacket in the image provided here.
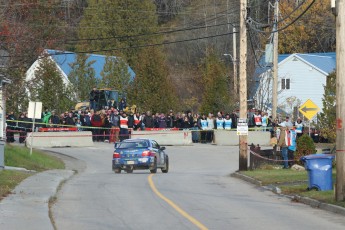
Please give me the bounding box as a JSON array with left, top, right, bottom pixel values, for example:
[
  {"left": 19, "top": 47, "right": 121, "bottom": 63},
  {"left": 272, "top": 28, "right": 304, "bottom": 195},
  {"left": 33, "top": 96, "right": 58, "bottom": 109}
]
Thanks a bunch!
[
  {"left": 103, "top": 114, "right": 111, "bottom": 142},
  {"left": 65, "top": 113, "right": 75, "bottom": 126},
  {"left": 181, "top": 116, "right": 191, "bottom": 129},
  {"left": 166, "top": 110, "right": 175, "bottom": 128},
  {"left": 50, "top": 110, "right": 60, "bottom": 127},
  {"left": 89, "top": 88, "right": 99, "bottom": 111},
  {"left": 128, "top": 112, "right": 135, "bottom": 129},
  {"left": 6, "top": 111, "right": 16, "bottom": 143},
  {"left": 17, "top": 113, "right": 27, "bottom": 143},
  {"left": 230, "top": 111, "right": 238, "bottom": 129},
  {"left": 143, "top": 111, "right": 154, "bottom": 129}
]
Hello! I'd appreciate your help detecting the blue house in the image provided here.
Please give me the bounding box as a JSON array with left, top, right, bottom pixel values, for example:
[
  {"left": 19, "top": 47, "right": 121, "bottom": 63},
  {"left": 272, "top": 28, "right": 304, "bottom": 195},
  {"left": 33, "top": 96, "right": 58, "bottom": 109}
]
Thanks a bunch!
[
  {"left": 26, "top": 49, "right": 135, "bottom": 86},
  {"left": 254, "top": 52, "right": 336, "bottom": 118}
]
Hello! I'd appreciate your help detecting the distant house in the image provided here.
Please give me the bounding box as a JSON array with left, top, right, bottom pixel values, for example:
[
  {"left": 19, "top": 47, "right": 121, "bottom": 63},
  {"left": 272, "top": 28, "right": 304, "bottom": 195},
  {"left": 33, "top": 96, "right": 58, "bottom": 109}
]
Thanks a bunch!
[
  {"left": 254, "top": 52, "right": 336, "bottom": 117},
  {"left": 25, "top": 49, "right": 135, "bottom": 85}
]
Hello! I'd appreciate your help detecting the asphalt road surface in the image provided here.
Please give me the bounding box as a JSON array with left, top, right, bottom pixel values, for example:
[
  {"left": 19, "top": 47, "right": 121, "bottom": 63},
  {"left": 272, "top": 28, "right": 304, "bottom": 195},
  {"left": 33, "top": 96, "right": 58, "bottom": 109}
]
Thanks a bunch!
[{"left": 49, "top": 143, "right": 345, "bottom": 230}]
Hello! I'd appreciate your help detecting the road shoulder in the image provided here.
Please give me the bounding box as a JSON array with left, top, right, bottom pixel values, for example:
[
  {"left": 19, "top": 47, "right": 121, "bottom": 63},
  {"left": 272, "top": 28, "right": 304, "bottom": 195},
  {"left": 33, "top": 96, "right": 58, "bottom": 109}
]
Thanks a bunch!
[{"left": 231, "top": 171, "right": 345, "bottom": 215}]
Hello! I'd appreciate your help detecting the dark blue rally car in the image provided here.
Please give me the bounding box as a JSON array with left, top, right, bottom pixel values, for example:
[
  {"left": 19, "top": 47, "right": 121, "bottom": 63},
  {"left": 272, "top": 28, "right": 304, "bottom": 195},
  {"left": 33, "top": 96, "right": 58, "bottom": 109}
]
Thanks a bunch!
[{"left": 112, "top": 138, "right": 169, "bottom": 174}]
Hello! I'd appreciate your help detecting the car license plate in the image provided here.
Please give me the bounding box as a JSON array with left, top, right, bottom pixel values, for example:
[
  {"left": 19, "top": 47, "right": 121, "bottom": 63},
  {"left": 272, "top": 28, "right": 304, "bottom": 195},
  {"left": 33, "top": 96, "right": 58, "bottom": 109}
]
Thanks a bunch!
[{"left": 126, "top": 161, "right": 135, "bottom": 165}]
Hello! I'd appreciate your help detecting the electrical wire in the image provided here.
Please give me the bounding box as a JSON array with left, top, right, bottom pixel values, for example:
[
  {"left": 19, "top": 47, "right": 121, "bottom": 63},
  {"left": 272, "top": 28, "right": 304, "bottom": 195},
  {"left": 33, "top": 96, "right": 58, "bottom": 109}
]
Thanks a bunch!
[
  {"left": 250, "top": 0, "right": 308, "bottom": 28},
  {"left": 1, "top": 30, "right": 238, "bottom": 58},
  {"left": 248, "top": 27, "right": 268, "bottom": 69},
  {"left": 66, "top": 21, "right": 239, "bottom": 43},
  {"left": 248, "top": 0, "right": 316, "bottom": 34}
]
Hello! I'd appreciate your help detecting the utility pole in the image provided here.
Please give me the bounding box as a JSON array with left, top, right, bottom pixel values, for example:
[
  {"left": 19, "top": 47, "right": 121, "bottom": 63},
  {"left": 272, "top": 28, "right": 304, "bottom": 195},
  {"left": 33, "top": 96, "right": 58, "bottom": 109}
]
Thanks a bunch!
[
  {"left": 272, "top": 0, "right": 279, "bottom": 119},
  {"left": 239, "top": 0, "right": 247, "bottom": 171},
  {"left": 233, "top": 26, "right": 238, "bottom": 95},
  {"left": 335, "top": 0, "right": 345, "bottom": 202},
  {"left": 226, "top": 0, "right": 238, "bottom": 96}
]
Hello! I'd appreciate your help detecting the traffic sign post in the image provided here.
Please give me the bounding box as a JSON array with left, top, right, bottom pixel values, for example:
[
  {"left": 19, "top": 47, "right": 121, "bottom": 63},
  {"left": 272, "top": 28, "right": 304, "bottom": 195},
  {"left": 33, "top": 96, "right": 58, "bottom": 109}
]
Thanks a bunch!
[
  {"left": 237, "top": 118, "right": 248, "bottom": 136},
  {"left": 28, "top": 102, "right": 42, "bottom": 155},
  {"left": 298, "top": 99, "right": 320, "bottom": 120},
  {"left": 298, "top": 99, "right": 320, "bottom": 137}
]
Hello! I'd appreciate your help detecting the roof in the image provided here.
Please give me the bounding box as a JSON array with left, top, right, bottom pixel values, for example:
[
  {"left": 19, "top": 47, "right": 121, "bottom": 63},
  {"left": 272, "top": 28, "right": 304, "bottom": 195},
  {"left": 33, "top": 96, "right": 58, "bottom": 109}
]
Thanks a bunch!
[
  {"left": 45, "top": 49, "right": 136, "bottom": 80},
  {"left": 293, "top": 53, "right": 336, "bottom": 74},
  {"left": 254, "top": 52, "right": 336, "bottom": 77}
]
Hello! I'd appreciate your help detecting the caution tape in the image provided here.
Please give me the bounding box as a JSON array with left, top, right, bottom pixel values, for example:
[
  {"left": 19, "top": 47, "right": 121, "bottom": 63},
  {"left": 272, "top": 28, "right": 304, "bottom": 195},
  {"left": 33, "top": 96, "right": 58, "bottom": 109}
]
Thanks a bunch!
[{"left": 6, "top": 119, "right": 285, "bottom": 133}]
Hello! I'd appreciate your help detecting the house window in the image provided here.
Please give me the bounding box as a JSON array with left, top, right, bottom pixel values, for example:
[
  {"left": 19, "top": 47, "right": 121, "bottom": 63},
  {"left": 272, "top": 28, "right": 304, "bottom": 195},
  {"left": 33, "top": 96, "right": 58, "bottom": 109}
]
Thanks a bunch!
[{"left": 281, "top": 79, "right": 290, "bottom": 90}]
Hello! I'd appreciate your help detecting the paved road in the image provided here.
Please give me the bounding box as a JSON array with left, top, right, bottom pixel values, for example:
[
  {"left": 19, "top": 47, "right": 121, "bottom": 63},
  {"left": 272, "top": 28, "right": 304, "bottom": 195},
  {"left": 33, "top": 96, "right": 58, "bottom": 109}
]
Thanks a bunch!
[{"left": 49, "top": 143, "right": 345, "bottom": 230}]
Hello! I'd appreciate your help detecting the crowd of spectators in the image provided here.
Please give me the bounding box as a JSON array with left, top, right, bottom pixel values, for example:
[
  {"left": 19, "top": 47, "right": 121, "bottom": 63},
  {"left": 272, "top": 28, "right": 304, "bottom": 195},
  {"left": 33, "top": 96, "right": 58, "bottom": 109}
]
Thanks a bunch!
[
  {"left": 6, "top": 107, "right": 241, "bottom": 143},
  {"left": 6, "top": 105, "right": 306, "bottom": 145}
]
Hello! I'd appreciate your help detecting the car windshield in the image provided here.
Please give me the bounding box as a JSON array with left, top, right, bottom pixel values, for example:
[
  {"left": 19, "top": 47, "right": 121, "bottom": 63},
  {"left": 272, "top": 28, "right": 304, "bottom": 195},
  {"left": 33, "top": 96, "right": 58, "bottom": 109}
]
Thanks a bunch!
[{"left": 117, "top": 141, "right": 149, "bottom": 149}]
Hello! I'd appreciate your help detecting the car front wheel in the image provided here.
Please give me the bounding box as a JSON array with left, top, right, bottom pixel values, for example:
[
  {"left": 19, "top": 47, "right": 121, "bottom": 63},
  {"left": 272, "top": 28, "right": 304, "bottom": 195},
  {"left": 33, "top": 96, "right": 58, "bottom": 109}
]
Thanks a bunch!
[{"left": 114, "top": 168, "right": 121, "bottom": 174}]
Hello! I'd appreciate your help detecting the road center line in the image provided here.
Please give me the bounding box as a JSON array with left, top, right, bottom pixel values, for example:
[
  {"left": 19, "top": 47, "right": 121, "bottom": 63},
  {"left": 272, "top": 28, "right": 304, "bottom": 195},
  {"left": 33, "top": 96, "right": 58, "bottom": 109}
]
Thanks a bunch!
[{"left": 148, "top": 174, "right": 208, "bottom": 230}]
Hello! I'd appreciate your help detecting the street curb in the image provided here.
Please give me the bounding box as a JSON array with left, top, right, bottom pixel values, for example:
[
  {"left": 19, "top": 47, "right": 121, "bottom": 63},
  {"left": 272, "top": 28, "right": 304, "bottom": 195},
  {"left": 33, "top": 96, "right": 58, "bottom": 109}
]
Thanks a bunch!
[
  {"left": 230, "top": 172, "right": 262, "bottom": 186},
  {"left": 293, "top": 195, "right": 345, "bottom": 215},
  {"left": 231, "top": 171, "right": 345, "bottom": 216}
]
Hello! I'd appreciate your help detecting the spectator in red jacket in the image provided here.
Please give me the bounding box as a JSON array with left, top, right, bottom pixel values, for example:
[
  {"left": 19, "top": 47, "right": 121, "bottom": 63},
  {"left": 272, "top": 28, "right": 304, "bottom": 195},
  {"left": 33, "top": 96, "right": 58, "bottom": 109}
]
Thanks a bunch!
[{"left": 91, "top": 111, "right": 103, "bottom": 142}]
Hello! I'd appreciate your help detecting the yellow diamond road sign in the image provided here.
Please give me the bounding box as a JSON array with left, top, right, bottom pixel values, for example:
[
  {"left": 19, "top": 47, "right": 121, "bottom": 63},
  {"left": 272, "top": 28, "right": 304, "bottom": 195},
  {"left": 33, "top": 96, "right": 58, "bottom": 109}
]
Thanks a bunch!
[{"left": 299, "top": 99, "right": 320, "bottom": 120}]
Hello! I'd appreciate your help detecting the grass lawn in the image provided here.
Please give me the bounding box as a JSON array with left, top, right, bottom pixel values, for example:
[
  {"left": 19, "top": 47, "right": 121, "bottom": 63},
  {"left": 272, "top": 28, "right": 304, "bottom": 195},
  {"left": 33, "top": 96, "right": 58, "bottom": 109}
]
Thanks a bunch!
[
  {"left": 241, "top": 168, "right": 345, "bottom": 208},
  {"left": 242, "top": 168, "right": 308, "bottom": 185},
  {"left": 0, "top": 144, "right": 65, "bottom": 200}
]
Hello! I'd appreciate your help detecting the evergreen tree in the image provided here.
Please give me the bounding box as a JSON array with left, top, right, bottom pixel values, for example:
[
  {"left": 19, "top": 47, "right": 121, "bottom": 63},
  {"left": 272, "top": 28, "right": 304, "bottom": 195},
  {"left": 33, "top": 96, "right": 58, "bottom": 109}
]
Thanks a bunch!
[
  {"left": 5, "top": 68, "right": 29, "bottom": 114},
  {"left": 316, "top": 71, "right": 336, "bottom": 142},
  {"left": 26, "top": 57, "right": 75, "bottom": 113},
  {"left": 100, "top": 57, "right": 132, "bottom": 96},
  {"left": 129, "top": 46, "right": 177, "bottom": 113},
  {"left": 77, "top": 0, "right": 159, "bottom": 66},
  {"left": 68, "top": 54, "right": 97, "bottom": 101},
  {"left": 199, "top": 49, "right": 233, "bottom": 114}
]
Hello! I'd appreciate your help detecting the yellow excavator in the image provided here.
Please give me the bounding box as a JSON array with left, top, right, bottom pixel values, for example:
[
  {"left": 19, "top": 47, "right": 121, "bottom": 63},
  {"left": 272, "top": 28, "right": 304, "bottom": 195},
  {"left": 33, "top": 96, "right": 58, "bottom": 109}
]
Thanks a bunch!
[{"left": 75, "top": 88, "right": 136, "bottom": 113}]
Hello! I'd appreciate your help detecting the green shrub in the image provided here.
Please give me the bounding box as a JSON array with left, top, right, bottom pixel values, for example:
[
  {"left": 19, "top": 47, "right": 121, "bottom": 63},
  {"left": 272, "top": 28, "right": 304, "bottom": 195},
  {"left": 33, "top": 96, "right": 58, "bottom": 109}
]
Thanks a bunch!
[{"left": 295, "top": 134, "right": 316, "bottom": 164}]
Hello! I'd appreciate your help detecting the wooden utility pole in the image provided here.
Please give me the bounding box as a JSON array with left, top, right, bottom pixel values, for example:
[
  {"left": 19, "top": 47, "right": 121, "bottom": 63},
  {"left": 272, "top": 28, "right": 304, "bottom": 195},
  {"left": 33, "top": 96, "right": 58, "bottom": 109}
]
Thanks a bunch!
[
  {"left": 336, "top": 0, "right": 345, "bottom": 202},
  {"left": 239, "top": 0, "right": 247, "bottom": 171},
  {"left": 233, "top": 26, "right": 238, "bottom": 95},
  {"left": 272, "top": 0, "right": 279, "bottom": 119},
  {"left": 226, "top": 0, "right": 238, "bottom": 96}
]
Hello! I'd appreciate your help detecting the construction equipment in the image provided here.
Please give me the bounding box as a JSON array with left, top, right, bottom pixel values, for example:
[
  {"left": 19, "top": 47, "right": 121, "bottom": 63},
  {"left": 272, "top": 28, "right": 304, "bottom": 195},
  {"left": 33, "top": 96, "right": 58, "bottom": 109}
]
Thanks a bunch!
[{"left": 75, "top": 88, "right": 120, "bottom": 111}]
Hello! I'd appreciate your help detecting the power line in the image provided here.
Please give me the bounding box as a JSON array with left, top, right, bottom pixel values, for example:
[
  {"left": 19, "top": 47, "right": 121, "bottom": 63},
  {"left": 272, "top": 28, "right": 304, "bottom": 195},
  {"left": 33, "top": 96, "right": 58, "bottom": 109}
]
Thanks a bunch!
[
  {"left": 0, "top": 2, "right": 232, "bottom": 16},
  {"left": 247, "top": 0, "right": 316, "bottom": 34},
  {"left": 1, "top": 30, "right": 238, "bottom": 58},
  {"left": 249, "top": 0, "right": 309, "bottom": 28},
  {"left": 67, "top": 21, "right": 239, "bottom": 43}
]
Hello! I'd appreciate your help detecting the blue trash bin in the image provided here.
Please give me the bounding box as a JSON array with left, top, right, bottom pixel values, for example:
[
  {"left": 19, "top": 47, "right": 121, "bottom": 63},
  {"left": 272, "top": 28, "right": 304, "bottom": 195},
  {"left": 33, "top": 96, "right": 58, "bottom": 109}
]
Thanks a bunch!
[{"left": 300, "top": 154, "right": 335, "bottom": 191}]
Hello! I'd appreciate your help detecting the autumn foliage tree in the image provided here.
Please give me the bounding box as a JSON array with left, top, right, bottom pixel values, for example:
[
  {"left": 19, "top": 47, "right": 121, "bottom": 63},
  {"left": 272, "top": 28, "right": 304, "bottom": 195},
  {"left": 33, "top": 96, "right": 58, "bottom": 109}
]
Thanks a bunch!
[
  {"left": 0, "top": 0, "right": 69, "bottom": 112},
  {"left": 278, "top": 0, "right": 335, "bottom": 54}
]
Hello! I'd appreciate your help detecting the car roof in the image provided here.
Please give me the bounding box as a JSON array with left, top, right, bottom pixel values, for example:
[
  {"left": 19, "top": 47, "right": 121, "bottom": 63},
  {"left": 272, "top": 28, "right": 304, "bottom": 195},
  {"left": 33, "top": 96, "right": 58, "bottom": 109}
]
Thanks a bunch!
[{"left": 122, "top": 138, "right": 152, "bottom": 142}]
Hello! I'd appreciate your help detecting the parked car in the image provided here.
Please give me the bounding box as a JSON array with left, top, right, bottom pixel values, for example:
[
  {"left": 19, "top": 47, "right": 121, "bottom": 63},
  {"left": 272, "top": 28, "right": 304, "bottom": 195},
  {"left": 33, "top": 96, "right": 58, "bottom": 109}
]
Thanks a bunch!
[{"left": 112, "top": 138, "right": 169, "bottom": 174}]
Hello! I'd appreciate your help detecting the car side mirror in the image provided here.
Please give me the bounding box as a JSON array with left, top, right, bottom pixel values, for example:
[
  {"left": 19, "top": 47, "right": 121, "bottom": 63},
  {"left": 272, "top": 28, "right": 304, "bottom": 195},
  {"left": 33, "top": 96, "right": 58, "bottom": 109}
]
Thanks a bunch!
[
  {"left": 114, "top": 142, "right": 120, "bottom": 148},
  {"left": 160, "top": 146, "right": 166, "bottom": 151}
]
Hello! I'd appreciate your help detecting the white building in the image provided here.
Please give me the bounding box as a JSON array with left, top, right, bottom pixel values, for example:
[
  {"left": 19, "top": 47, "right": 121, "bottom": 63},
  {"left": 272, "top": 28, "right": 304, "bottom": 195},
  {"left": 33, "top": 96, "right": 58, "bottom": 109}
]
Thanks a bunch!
[{"left": 254, "top": 52, "right": 336, "bottom": 117}]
